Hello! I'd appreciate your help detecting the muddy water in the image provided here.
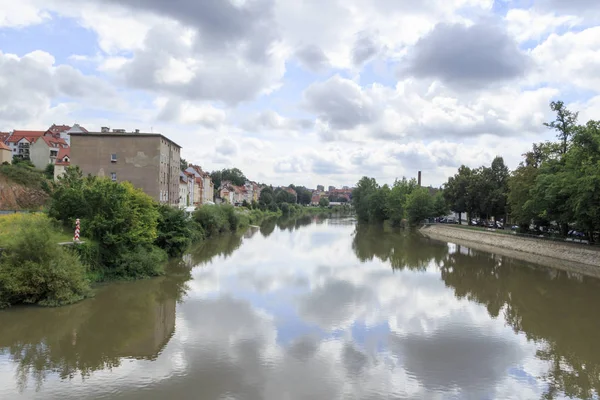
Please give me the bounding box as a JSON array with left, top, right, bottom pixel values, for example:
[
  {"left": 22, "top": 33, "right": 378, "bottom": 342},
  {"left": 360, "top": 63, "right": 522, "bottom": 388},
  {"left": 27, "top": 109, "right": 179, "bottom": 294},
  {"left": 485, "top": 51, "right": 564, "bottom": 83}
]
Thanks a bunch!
[{"left": 1, "top": 217, "right": 600, "bottom": 399}]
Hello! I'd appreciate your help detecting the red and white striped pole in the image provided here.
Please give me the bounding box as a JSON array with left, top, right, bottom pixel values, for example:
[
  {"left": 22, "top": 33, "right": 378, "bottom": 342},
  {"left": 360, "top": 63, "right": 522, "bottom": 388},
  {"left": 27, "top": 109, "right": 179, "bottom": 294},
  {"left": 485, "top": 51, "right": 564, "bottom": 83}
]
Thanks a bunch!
[{"left": 73, "top": 218, "right": 80, "bottom": 242}]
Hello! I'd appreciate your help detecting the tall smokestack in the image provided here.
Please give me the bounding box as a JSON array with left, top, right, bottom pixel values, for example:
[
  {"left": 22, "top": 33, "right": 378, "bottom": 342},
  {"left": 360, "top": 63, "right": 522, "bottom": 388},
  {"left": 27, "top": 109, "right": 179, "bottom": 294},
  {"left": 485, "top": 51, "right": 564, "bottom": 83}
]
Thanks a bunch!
[{"left": 418, "top": 171, "right": 422, "bottom": 187}]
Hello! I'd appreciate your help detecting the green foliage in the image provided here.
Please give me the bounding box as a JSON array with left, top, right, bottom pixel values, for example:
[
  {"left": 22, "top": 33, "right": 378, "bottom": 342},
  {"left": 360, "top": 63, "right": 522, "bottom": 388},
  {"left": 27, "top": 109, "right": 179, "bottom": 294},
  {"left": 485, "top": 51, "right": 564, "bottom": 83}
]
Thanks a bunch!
[
  {"left": 319, "top": 197, "right": 330, "bottom": 207},
  {"left": 352, "top": 177, "right": 379, "bottom": 222},
  {"left": 432, "top": 191, "right": 449, "bottom": 218},
  {"left": 251, "top": 200, "right": 259, "bottom": 209},
  {"left": 242, "top": 199, "right": 250, "bottom": 208},
  {"left": 193, "top": 205, "right": 230, "bottom": 236},
  {"left": 387, "top": 178, "right": 417, "bottom": 225},
  {"left": 368, "top": 184, "right": 390, "bottom": 223},
  {"left": 44, "top": 163, "right": 55, "bottom": 180},
  {"left": 180, "top": 158, "right": 188, "bottom": 171},
  {"left": 280, "top": 202, "right": 291, "bottom": 215},
  {"left": 48, "top": 170, "right": 164, "bottom": 279},
  {"left": 110, "top": 245, "right": 167, "bottom": 279},
  {"left": 259, "top": 186, "right": 274, "bottom": 205},
  {"left": 210, "top": 167, "right": 247, "bottom": 189},
  {"left": 155, "top": 205, "right": 194, "bottom": 257},
  {"left": 406, "top": 187, "right": 433, "bottom": 225},
  {"left": 0, "top": 162, "right": 48, "bottom": 190},
  {"left": 544, "top": 100, "right": 579, "bottom": 156},
  {"left": 0, "top": 214, "right": 90, "bottom": 308},
  {"left": 295, "top": 187, "right": 313, "bottom": 205},
  {"left": 275, "top": 189, "right": 297, "bottom": 204}
]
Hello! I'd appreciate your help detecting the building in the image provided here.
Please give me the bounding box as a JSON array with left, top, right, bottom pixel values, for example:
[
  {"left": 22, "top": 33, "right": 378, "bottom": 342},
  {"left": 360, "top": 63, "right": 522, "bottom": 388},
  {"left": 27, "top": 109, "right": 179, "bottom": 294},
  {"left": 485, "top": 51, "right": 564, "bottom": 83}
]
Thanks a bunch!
[
  {"left": 179, "top": 171, "right": 189, "bottom": 208},
  {"left": 328, "top": 186, "right": 336, "bottom": 192},
  {"left": 311, "top": 194, "right": 321, "bottom": 205},
  {"left": 53, "top": 148, "right": 71, "bottom": 180},
  {"left": 4, "top": 130, "right": 46, "bottom": 160},
  {"left": 183, "top": 171, "right": 195, "bottom": 206},
  {"left": 0, "top": 142, "right": 11, "bottom": 164},
  {"left": 29, "top": 135, "right": 69, "bottom": 169},
  {"left": 203, "top": 172, "right": 214, "bottom": 203},
  {"left": 70, "top": 130, "right": 181, "bottom": 206},
  {"left": 317, "top": 185, "right": 324, "bottom": 192}
]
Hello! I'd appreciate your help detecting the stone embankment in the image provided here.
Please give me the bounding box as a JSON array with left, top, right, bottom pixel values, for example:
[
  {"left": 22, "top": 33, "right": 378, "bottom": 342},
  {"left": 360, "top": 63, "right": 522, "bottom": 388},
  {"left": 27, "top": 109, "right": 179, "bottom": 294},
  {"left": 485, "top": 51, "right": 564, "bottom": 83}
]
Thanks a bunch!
[{"left": 420, "top": 224, "right": 600, "bottom": 278}]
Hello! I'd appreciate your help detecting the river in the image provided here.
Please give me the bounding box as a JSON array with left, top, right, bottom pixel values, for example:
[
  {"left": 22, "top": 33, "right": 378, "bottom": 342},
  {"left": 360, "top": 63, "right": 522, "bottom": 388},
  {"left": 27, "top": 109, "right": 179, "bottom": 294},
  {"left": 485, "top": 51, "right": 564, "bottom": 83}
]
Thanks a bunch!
[{"left": 1, "top": 216, "right": 600, "bottom": 399}]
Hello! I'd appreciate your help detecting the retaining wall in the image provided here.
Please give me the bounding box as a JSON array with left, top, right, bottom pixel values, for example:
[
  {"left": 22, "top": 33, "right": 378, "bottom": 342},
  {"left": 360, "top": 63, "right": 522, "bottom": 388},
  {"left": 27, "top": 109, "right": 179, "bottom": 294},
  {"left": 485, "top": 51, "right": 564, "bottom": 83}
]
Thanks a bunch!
[{"left": 420, "top": 224, "right": 600, "bottom": 278}]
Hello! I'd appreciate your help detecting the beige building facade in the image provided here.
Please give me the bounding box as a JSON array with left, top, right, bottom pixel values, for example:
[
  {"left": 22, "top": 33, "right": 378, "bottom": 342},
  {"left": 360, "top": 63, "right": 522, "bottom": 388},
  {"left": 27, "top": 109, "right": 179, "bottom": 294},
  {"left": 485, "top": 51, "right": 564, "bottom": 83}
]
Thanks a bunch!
[
  {"left": 70, "top": 131, "right": 181, "bottom": 206},
  {"left": 0, "top": 142, "right": 11, "bottom": 164}
]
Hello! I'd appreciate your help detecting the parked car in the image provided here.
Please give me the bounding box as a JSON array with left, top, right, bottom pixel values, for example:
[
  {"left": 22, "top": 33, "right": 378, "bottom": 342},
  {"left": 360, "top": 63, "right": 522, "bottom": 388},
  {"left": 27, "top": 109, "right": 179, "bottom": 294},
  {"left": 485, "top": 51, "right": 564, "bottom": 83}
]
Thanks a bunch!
[{"left": 446, "top": 217, "right": 458, "bottom": 224}]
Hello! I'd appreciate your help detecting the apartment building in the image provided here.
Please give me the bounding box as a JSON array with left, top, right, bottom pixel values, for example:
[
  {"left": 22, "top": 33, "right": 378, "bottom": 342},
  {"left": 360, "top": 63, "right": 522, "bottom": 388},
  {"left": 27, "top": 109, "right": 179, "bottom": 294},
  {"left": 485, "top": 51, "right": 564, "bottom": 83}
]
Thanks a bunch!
[{"left": 70, "top": 129, "right": 181, "bottom": 206}]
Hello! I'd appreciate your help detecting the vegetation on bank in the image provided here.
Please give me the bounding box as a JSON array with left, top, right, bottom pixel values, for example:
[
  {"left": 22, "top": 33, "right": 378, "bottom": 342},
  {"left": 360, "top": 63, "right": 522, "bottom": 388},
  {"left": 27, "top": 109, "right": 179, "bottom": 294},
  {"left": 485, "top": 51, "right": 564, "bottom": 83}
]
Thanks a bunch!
[
  {"left": 443, "top": 101, "right": 600, "bottom": 242},
  {"left": 0, "top": 166, "right": 332, "bottom": 309},
  {"left": 352, "top": 176, "right": 448, "bottom": 226},
  {"left": 0, "top": 214, "right": 90, "bottom": 309}
]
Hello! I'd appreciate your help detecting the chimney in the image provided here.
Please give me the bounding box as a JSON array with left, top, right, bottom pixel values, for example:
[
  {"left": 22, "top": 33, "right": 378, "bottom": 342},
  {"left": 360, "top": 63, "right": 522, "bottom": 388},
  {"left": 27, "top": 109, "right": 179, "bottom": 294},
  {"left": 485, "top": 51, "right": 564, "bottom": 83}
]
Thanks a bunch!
[{"left": 418, "top": 171, "right": 422, "bottom": 187}]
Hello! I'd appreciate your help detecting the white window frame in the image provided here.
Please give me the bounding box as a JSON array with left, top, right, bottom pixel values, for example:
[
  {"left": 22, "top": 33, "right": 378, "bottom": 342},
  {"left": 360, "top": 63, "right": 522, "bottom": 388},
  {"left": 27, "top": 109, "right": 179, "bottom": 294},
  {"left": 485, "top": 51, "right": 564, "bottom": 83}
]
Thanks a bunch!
[
  {"left": 110, "top": 172, "right": 117, "bottom": 182},
  {"left": 111, "top": 153, "right": 117, "bottom": 162}
]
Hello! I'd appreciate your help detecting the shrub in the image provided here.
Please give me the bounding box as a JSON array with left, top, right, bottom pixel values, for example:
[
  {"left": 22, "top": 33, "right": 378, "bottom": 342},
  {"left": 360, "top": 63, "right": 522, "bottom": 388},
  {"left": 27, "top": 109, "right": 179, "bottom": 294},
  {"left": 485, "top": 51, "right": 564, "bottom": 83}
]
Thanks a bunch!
[
  {"left": 110, "top": 246, "right": 167, "bottom": 279},
  {"left": 221, "top": 204, "right": 240, "bottom": 231},
  {"left": 0, "top": 215, "right": 90, "bottom": 308},
  {"left": 280, "top": 202, "right": 290, "bottom": 215},
  {"left": 155, "top": 205, "right": 194, "bottom": 257},
  {"left": 193, "top": 205, "right": 229, "bottom": 236}
]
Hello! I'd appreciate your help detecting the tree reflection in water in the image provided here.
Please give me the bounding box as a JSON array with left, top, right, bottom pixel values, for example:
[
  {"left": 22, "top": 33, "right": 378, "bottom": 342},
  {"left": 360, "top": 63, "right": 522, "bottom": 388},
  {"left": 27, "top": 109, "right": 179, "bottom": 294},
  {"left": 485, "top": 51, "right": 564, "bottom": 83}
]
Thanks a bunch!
[
  {"left": 0, "top": 231, "right": 247, "bottom": 393},
  {"left": 438, "top": 245, "right": 600, "bottom": 400}
]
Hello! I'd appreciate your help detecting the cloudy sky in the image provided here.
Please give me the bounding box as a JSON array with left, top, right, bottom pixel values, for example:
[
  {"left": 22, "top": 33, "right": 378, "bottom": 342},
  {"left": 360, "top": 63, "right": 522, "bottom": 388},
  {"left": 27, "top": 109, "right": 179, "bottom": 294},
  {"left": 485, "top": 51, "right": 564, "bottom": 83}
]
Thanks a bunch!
[{"left": 1, "top": 0, "right": 600, "bottom": 188}]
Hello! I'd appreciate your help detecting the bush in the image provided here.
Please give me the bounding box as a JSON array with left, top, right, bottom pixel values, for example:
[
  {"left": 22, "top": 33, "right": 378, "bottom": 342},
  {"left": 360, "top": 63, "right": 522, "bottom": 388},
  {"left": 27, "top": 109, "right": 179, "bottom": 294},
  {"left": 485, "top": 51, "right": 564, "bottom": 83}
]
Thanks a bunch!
[
  {"left": 0, "top": 215, "right": 90, "bottom": 308},
  {"left": 155, "top": 205, "right": 194, "bottom": 257},
  {"left": 221, "top": 204, "right": 240, "bottom": 231},
  {"left": 110, "top": 246, "right": 167, "bottom": 279},
  {"left": 280, "top": 202, "right": 290, "bottom": 215},
  {"left": 193, "top": 205, "right": 229, "bottom": 236}
]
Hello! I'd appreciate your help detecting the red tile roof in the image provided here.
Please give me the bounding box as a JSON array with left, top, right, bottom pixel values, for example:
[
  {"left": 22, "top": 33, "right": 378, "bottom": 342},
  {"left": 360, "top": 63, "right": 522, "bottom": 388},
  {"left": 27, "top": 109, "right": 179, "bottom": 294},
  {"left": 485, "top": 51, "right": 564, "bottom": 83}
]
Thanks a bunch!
[
  {"left": 0, "top": 132, "right": 9, "bottom": 143},
  {"left": 6, "top": 130, "right": 46, "bottom": 144},
  {"left": 47, "top": 124, "right": 71, "bottom": 134},
  {"left": 40, "top": 136, "right": 68, "bottom": 148},
  {"left": 56, "top": 147, "right": 70, "bottom": 161},
  {"left": 0, "top": 142, "right": 10, "bottom": 151},
  {"left": 55, "top": 159, "right": 70, "bottom": 166}
]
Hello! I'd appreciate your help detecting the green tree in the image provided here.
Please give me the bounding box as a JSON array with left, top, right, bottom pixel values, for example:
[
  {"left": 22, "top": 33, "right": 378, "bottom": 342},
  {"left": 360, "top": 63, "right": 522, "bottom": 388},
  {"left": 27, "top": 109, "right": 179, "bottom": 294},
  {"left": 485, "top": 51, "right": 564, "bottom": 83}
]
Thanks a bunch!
[
  {"left": 180, "top": 158, "right": 188, "bottom": 171},
  {"left": 352, "top": 177, "right": 379, "bottom": 222},
  {"left": 259, "top": 186, "right": 274, "bottom": 205},
  {"left": 44, "top": 163, "right": 55, "bottom": 180},
  {"left": 406, "top": 187, "right": 433, "bottom": 225},
  {"left": 544, "top": 100, "right": 579, "bottom": 156},
  {"left": 49, "top": 175, "right": 164, "bottom": 278},
  {"left": 211, "top": 168, "right": 247, "bottom": 189},
  {"left": 432, "top": 191, "right": 449, "bottom": 218},
  {"left": 154, "top": 205, "right": 195, "bottom": 257},
  {"left": 443, "top": 166, "right": 473, "bottom": 224},
  {"left": 387, "top": 177, "right": 417, "bottom": 225},
  {"left": 319, "top": 197, "right": 330, "bottom": 207},
  {"left": 368, "top": 184, "right": 390, "bottom": 223}
]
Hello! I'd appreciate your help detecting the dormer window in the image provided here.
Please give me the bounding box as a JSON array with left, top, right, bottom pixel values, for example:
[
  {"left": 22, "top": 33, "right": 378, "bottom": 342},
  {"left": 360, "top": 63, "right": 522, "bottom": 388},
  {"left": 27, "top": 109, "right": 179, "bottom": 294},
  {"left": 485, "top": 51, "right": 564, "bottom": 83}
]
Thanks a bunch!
[{"left": 111, "top": 153, "right": 117, "bottom": 162}]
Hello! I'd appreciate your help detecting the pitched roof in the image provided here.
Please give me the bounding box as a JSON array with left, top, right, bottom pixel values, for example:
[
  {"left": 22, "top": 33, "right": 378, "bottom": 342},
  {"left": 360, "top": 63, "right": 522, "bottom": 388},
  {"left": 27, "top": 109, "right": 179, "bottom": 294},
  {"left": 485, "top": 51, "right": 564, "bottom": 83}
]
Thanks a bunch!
[
  {"left": 47, "top": 124, "right": 71, "bottom": 134},
  {"left": 40, "top": 136, "right": 69, "bottom": 148},
  {"left": 0, "top": 142, "right": 10, "bottom": 151},
  {"left": 56, "top": 147, "right": 70, "bottom": 160},
  {"left": 6, "top": 130, "right": 46, "bottom": 144},
  {"left": 55, "top": 159, "right": 70, "bottom": 166},
  {"left": 0, "top": 132, "right": 9, "bottom": 143}
]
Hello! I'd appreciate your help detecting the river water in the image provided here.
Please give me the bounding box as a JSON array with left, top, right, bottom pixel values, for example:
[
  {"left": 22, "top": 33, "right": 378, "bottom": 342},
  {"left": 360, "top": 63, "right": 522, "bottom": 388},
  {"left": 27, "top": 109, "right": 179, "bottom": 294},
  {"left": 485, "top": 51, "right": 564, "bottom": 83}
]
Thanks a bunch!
[{"left": 1, "top": 217, "right": 600, "bottom": 399}]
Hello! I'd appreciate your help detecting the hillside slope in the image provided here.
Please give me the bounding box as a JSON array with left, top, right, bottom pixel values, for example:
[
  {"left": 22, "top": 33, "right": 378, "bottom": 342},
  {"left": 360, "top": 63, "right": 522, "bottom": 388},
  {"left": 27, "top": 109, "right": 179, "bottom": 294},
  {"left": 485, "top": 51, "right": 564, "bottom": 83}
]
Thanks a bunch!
[{"left": 0, "top": 166, "right": 49, "bottom": 210}]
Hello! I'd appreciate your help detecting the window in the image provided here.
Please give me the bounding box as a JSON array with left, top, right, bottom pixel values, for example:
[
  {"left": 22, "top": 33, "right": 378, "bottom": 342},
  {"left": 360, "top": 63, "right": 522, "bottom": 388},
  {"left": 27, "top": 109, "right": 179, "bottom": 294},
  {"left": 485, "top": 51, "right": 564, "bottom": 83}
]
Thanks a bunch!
[
  {"left": 110, "top": 172, "right": 117, "bottom": 182},
  {"left": 111, "top": 153, "right": 117, "bottom": 162}
]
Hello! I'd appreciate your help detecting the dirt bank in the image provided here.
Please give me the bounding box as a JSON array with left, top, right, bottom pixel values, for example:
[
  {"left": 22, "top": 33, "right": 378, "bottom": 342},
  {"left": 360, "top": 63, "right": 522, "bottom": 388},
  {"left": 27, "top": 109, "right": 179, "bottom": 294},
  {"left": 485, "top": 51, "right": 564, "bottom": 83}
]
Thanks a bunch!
[
  {"left": 420, "top": 224, "right": 600, "bottom": 278},
  {"left": 0, "top": 175, "right": 48, "bottom": 210}
]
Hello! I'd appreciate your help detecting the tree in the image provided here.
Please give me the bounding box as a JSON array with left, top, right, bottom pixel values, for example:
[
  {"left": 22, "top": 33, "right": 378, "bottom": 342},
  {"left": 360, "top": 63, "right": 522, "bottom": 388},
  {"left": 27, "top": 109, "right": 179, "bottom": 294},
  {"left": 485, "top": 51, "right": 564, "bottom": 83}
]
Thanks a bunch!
[
  {"left": 387, "top": 177, "right": 417, "bottom": 226},
  {"left": 319, "top": 197, "right": 330, "bottom": 207},
  {"left": 180, "top": 158, "right": 188, "bottom": 172},
  {"left": 44, "top": 163, "right": 55, "bottom": 180},
  {"left": 443, "top": 166, "right": 473, "bottom": 224},
  {"left": 259, "top": 186, "right": 274, "bottom": 205},
  {"left": 406, "top": 188, "right": 433, "bottom": 225},
  {"left": 368, "top": 184, "right": 390, "bottom": 223},
  {"left": 275, "top": 190, "right": 296, "bottom": 204},
  {"left": 544, "top": 100, "right": 578, "bottom": 156},
  {"left": 154, "top": 205, "right": 194, "bottom": 257},
  {"left": 353, "top": 177, "right": 379, "bottom": 222},
  {"left": 432, "top": 191, "right": 449, "bottom": 218}
]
